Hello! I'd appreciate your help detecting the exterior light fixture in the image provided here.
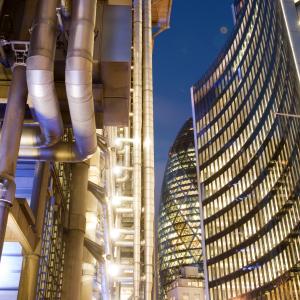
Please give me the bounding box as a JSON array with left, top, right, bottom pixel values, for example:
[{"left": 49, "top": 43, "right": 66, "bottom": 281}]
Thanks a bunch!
[
  {"left": 111, "top": 196, "right": 122, "bottom": 206},
  {"left": 114, "top": 138, "right": 123, "bottom": 148},
  {"left": 113, "top": 166, "right": 123, "bottom": 176},
  {"left": 108, "top": 263, "right": 120, "bottom": 277},
  {"left": 143, "top": 138, "right": 151, "bottom": 148},
  {"left": 110, "top": 228, "right": 120, "bottom": 240}
]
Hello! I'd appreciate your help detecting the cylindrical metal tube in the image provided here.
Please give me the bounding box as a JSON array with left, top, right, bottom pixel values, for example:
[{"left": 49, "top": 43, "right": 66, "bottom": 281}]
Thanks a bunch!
[
  {"left": 0, "top": 65, "right": 27, "bottom": 179},
  {"left": 65, "top": 0, "right": 97, "bottom": 157},
  {"left": 18, "top": 141, "right": 92, "bottom": 162},
  {"left": 62, "top": 162, "right": 89, "bottom": 300},
  {"left": 27, "top": 0, "right": 64, "bottom": 146},
  {"left": 0, "top": 125, "right": 96, "bottom": 162},
  {"left": 133, "top": 0, "right": 143, "bottom": 298},
  {"left": 0, "top": 65, "right": 27, "bottom": 258},
  {"left": 86, "top": 148, "right": 110, "bottom": 300},
  {"left": 142, "top": 0, "right": 154, "bottom": 298}
]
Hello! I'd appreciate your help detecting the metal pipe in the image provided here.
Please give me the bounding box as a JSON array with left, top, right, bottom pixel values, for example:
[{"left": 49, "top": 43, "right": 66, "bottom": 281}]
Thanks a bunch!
[
  {"left": 65, "top": 0, "right": 97, "bottom": 158},
  {"left": 104, "top": 140, "right": 117, "bottom": 296},
  {"left": 102, "top": 203, "right": 111, "bottom": 300},
  {"left": 116, "top": 128, "right": 131, "bottom": 183},
  {"left": 87, "top": 147, "right": 110, "bottom": 300},
  {"left": 27, "top": 0, "right": 64, "bottom": 147},
  {"left": 0, "top": 65, "right": 27, "bottom": 259},
  {"left": 0, "top": 126, "right": 104, "bottom": 161},
  {"left": 133, "top": 0, "right": 143, "bottom": 298},
  {"left": 114, "top": 228, "right": 134, "bottom": 235},
  {"left": 114, "top": 241, "right": 134, "bottom": 247},
  {"left": 18, "top": 142, "right": 92, "bottom": 162},
  {"left": 115, "top": 276, "right": 134, "bottom": 282},
  {"left": 23, "top": 0, "right": 97, "bottom": 161},
  {"left": 62, "top": 162, "right": 89, "bottom": 300},
  {"left": 142, "top": 0, "right": 154, "bottom": 298},
  {"left": 115, "top": 208, "right": 133, "bottom": 214}
]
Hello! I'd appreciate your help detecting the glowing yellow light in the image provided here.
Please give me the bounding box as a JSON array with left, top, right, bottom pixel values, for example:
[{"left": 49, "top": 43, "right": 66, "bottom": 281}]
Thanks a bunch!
[
  {"left": 111, "top": 196, "right": 122, "bottom": 206},
  {"left": 113, "top": 166, "right": 123, "bottom": 176},
  {"left": 110, "top": 228, "right": 120, "bottom": 240},
  {"left": 108, "top": 263, "right": 120, "bottom": 277}
]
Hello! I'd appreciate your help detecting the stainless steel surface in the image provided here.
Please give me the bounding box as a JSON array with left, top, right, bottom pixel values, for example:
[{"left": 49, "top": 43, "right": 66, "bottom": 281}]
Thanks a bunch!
[
  {"left": 27, "top": 0, "right": 64, "bottom": 147},
  {"left": 143, "top": 0, "right": 155, "bottom": 298},
  {"left": 133, "top": 0, "right": 143, "bottom": 298},
  {"left": 65, "top": 0, "right": 97, "bottom": 157}
]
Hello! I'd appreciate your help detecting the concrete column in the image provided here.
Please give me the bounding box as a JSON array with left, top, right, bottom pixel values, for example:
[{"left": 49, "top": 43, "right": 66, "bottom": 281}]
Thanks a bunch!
[
  {"left": 18, "top": 163, "right": 50, "bottom": 300},
  {"left": 0, "top": 65, "right": 27, "bottom": 259},
  {"left": 18, "top": 253, "right": 40, "bottom": 300},
  {"left": 62, "top": 162, "right": 89, "bottom": 300}
]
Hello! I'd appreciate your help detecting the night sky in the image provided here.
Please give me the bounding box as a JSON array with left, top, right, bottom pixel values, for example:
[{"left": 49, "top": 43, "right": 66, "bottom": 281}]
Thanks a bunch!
[{"left": 153, "top": 1, "right": 234, "bottom": 212}]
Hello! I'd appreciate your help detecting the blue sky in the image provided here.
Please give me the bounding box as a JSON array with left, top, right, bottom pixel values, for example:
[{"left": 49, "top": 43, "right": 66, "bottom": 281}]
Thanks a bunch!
[{"left": 153, "top": 1, "right": 234, "bottom": 211}]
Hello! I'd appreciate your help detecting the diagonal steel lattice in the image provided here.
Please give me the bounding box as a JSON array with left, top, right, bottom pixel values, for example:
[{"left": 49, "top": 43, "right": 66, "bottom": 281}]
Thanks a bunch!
[{"left": 158, "top": 118, "right": 203, "bottom": 299}]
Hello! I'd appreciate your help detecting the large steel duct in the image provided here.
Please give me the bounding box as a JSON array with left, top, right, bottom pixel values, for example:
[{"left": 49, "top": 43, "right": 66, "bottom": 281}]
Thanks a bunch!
[
  {"left": 133, "top": 0, "right": 143, "bottom": 298},
  {"left": 65, "top": 0, "right": 97, "bottom": 157},
  {"left": 142, "top": 0, "right": 155, "bottom": 298},
  {"left": 18, "top": 142, "right": 93, "bottom": 162},
  {"left": 0, "top": 65, "right": 27, "bottom": 258},
  {"left": 27, "top": 0, "right": 64, "bottom": 147},
  {"left": 18, "top": 0, "right": 97, "bottom": 161},
  {"left": 8, "top": 126, "right": 100, "bottom": 162}
]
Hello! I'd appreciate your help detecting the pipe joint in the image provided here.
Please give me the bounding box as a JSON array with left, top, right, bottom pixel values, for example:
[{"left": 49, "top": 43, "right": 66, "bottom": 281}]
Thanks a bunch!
[
  {"left": 60, "top": 0, "right": 71, "bottom": 18},
  {"left": 69, "top": 213, "right": 86, "bottom": 233},
  {"left": 0, "top": 175, "right": 16, "bottom": 206}
]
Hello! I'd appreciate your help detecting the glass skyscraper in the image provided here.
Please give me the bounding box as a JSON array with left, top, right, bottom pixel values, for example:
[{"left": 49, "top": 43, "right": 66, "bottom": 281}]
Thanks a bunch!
[
  {"left": 158, "top": 118, "right": 203, "bottom": 299},
  {"left": 191, "top": 0, "right": 300, "bottom": 298}
]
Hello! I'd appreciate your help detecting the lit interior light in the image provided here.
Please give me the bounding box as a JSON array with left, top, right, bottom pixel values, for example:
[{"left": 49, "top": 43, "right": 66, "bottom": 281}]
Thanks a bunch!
[
  {"left": 110, "top": 228, "right": 120, "bottom": 240},
  {"left": 111, "top": 196, "right": 122, "bottom": 206},
  {"left": 113, "top": 166, "right": 123, "bottom": 177},
  {"left": 108, "top": 263, "right": 120, "bottom": 277}
]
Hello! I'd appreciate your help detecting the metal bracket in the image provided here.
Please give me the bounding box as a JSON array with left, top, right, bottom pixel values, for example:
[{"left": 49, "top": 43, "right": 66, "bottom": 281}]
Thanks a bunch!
[
  {"left": 0, "top": 175, "right": 15, "bottom": 206},
  {"left": 0, "top": 40, "right": 30, "bottom": 66}
]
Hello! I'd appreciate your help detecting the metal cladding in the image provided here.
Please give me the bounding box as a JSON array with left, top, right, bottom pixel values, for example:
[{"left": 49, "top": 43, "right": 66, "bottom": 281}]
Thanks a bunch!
[
  {"left": 191, "top": 0, "right": 300, "bottom": 298},
  {"left": 158, "top": 118, "right": 203, "bottom": 299}
]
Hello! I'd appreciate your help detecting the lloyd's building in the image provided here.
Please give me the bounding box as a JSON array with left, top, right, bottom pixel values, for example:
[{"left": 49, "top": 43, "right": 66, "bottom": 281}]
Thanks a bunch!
[
  {"left": 191, "top": 0, "right": 300, "bottom": 299},
  {"left": 0, "top": 0, "right": 172, "bottom": 299}
]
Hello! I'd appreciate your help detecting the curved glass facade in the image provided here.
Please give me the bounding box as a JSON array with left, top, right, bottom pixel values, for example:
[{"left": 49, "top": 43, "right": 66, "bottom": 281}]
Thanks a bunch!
[
  {"left": 191, "top": 0, "right": 300, "bottom": 299},
  {"left": 158, "top": 118, "right": 203, "bottom": 298}
]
